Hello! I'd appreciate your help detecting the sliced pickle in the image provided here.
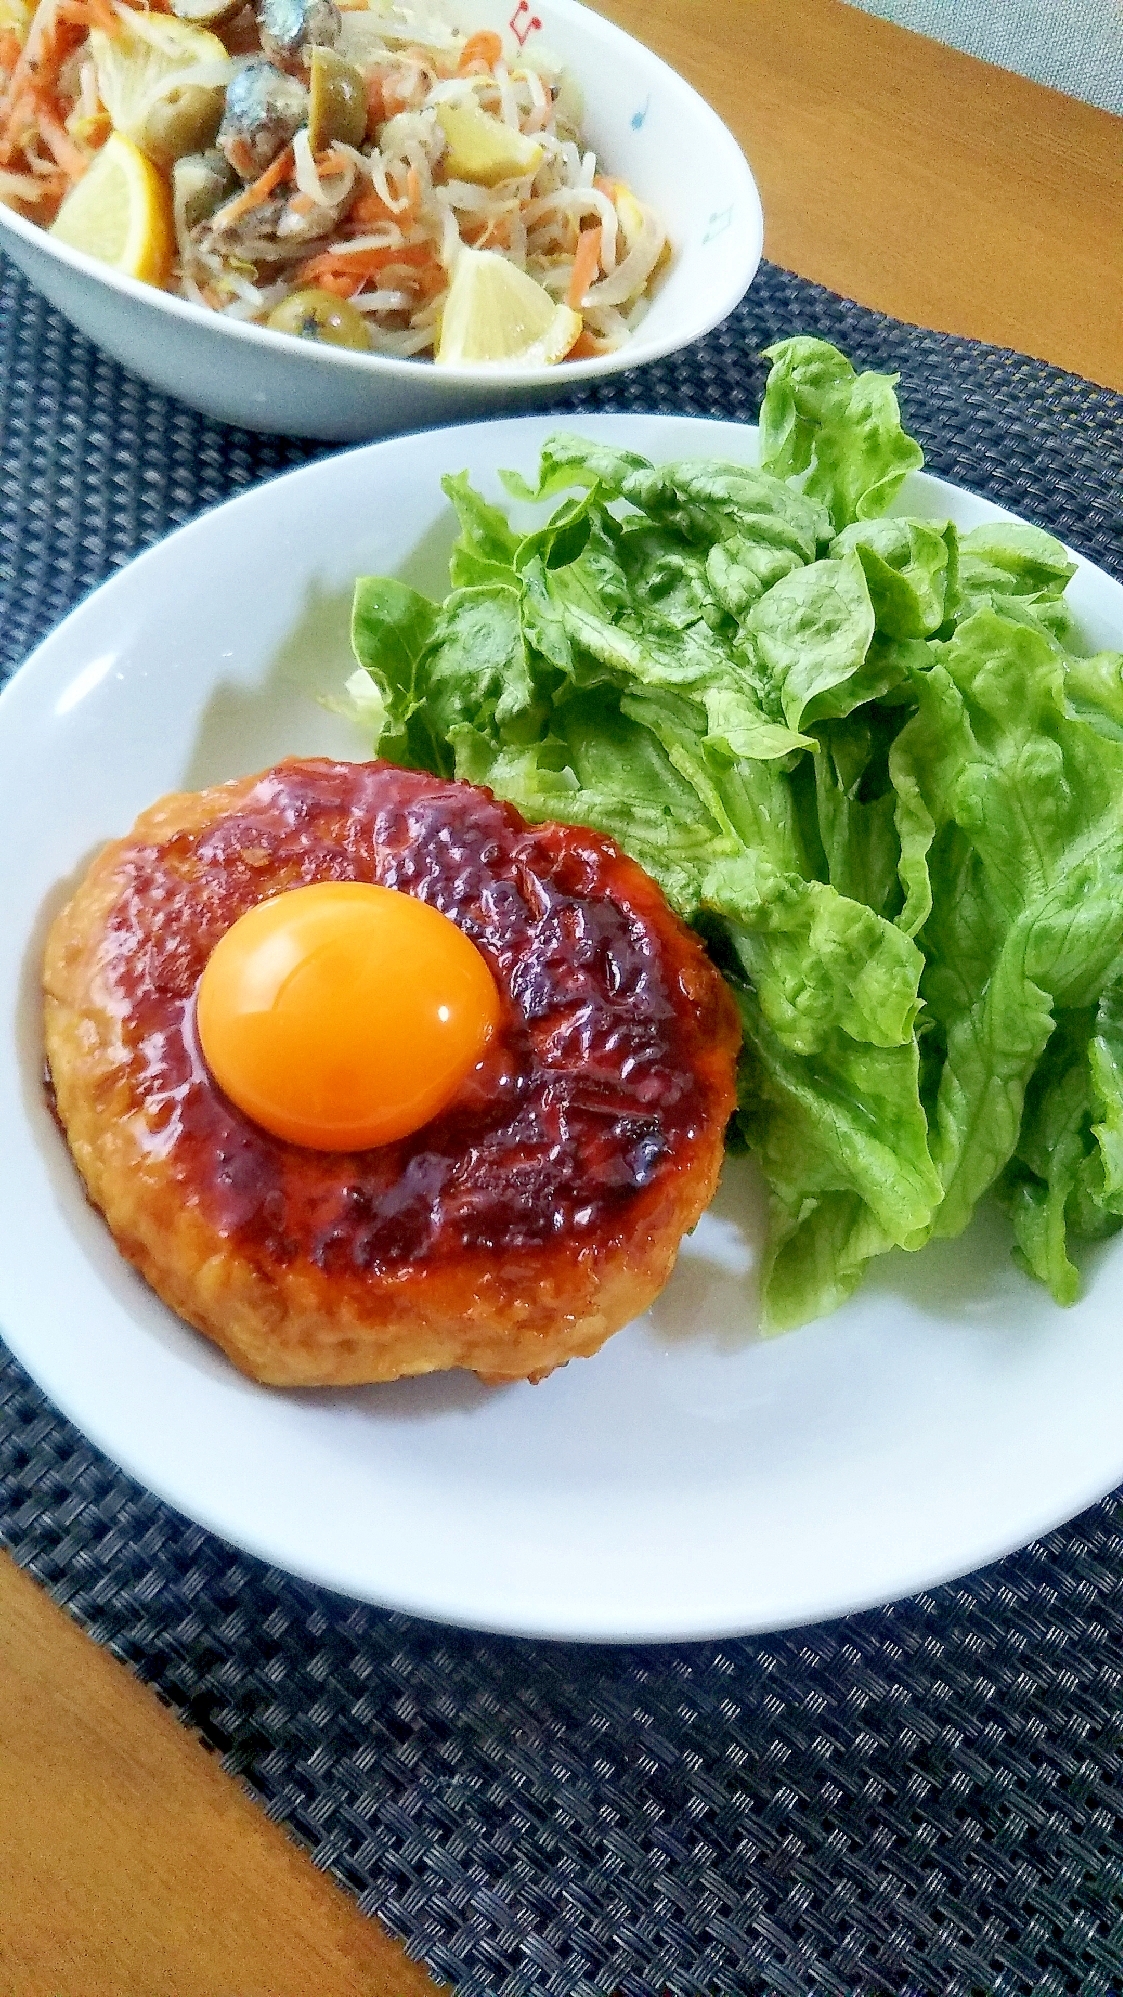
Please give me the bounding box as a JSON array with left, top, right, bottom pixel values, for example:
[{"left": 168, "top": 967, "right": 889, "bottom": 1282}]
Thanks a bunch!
[{"left": 306, "top": 45, "right": 366, "bottom": 153}]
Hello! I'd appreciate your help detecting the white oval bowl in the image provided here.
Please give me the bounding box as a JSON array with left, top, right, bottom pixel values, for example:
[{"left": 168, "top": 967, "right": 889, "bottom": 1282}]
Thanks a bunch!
[{"left": 0, "top": 0, "right": 762, "bottom": 439}]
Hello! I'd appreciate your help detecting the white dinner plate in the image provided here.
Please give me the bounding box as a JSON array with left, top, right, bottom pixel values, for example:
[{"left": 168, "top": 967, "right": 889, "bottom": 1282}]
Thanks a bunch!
[{"left": 3, "top": 414, "right": 1123, "bottom": 1643}]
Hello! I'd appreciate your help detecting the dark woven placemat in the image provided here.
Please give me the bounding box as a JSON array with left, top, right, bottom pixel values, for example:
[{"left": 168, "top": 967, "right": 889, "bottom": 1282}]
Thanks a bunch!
[{"left": 3, "top": 256, "right": 1123, "bottom": 1997}]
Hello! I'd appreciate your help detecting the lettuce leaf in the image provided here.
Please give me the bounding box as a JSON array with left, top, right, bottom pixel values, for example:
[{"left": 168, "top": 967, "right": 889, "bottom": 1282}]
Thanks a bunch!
[
  {"left": 1090, "top": 980, "right": 1123, "bottom": 1208},
  {"left": 347, "top": 336, "right": 1122, "bottom": 1332},
  {"left": 950, "top": 520, "right": 1082, "bottom": 650},
  {"left": 995, "top": 991, "right": 1123, "bottom": 1304},
  {"left": 832, "top": 517, "right": 957, "bottom": 639},
  {"left": 890, "top": 610, "right": 1123, "bottom": 1239},
  {"left": 758, "top": 336, "right": 924, "bottom": 529},
  {"left": 442, "top": 471, "right": 520, "bottom": 588},
  {"left": 746, "top": 548, "right": 876, "bottom": 732}
]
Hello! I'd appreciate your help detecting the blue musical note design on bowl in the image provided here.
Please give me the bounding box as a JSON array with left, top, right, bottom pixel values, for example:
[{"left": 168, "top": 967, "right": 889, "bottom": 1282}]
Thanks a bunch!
[{"left": 703, "top": 206, "right": 736, "bottom": 246}]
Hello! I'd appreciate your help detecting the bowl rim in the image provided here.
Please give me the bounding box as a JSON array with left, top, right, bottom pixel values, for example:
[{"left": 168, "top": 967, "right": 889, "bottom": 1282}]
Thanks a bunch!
[{"left": 0, "top": 0, "right": 764, "bottom": 389}]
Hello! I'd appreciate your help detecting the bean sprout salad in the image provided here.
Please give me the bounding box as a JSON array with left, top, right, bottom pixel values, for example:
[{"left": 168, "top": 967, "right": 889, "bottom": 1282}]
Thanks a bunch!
[{"left": 0, "top": 0, "right": 669, "bottom": 361}]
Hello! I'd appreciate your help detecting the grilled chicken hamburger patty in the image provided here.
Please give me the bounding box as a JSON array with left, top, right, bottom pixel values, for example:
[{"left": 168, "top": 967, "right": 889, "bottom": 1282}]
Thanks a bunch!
[{"left": 43, "top": 759, "right": 740, "bottom": 1386}]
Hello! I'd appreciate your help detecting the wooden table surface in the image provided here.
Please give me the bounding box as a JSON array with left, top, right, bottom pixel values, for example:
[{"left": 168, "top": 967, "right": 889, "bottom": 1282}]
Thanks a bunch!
[
  {"left": 611, "top": 0, "right": 1123, "bottom": 394},
  {"left": 2, "top": 5, "right": 1121, "bottom": 1992}
]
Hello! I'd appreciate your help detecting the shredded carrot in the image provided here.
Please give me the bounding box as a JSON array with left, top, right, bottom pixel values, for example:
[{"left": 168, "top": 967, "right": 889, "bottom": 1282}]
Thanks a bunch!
[
  {"left": 309, "top": 269, "right": 363, "bottom": 298},
  {"left": 297, "top": 251, "right": 369, "bottom": 285},
  {"left": 0, "top": 3, "right": 55, "bottom": 134},
  {"left": 311, "top": 149, "right": 354, "bottom": 189},
  {"left": 456, "top": 29, "right": 501, "bottom": 73},
  {"left": 212, "top": 143, "right": 293, "bottom": 226},
  {"left": 296, "top": 243, "right": 445, "bottom": 307},
  {"left": 0, "top": 30, "right": 22, "bottom": 72},
  {"left": 363, "top": 72, "right": 384, "bottom": 128},
  {"left": 406, "top": 162, "right": 421, "bottom": 214},
  {"left": 56, "top": 0, "right": 118, "bottom": 32},
  {"left": 566, "top": 223, "right": 601, "bottom": 308},
  {"left": 0, "top": 0, "right": 93, "bottom": 161},
  {"left": 462, "top": 212, "right": 510, "bottom": 250},
  {"left": 2, "top": 0, "right": 48, "bottom": 90},
  {"left": 381, "top": 79, "right": 415, "bottom": 116},
  {"left": 411, "top": 256, "right": 446, "bottom": 300},
  {"left": 345, "top": 186, "right": 397, "bottom": 230},
  {"left": 35, "top": 98, "right": 87, "bottom": 176},
  {"left": 566, "top": 327, "right": 602, "bottom": 361},
  {"left": 0, "top": 83, "right": 38, "bottom": 162},
  {"left": 297, "top": 238, "right": 436, "bottom": 285},
  {"left": 67, "top": 106, "right": 111, "bottom": 148}
]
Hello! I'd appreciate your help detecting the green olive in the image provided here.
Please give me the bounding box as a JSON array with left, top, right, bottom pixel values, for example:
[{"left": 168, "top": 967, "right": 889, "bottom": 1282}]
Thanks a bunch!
[
  {"left": 141, "top": 83, "right": 225, "bottom": 170},
  {"left": 170, "top": 0, "right": 244, "bottom": 25},
  {"left": 173, "top": 150, "right": 239, "bottom": 228},
  {"left": 306, "top": 45, "right": 367, "bottom": 154},
  {"left": 266, "top": 287, "right": 371, "bottom": 350}
]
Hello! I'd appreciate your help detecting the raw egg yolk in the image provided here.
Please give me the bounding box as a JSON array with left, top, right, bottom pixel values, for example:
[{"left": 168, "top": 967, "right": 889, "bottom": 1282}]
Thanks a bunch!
[{"left": 195, "top": 881, "right": 501, "bottom": 1150}]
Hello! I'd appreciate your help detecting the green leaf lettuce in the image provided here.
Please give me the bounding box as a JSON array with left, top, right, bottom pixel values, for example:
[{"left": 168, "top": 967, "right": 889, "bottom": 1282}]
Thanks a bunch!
[{"left": 346, "top": 338, "right": 1122, "bottom": 1333}]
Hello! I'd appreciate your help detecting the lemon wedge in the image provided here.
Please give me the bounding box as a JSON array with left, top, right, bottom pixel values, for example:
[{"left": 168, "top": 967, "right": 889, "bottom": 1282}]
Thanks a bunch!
[
  {"left": 437, "top": 248, "right": 581, "bottom": 367},
  {"left": 435, "top": 101, "right": 544, "bottom": 187},
  {"left": 89, "top": 14, "right": 230, "bottom": 168},
  {"left": 50, "top": 132, "right": 173, "bottom": 285}
]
